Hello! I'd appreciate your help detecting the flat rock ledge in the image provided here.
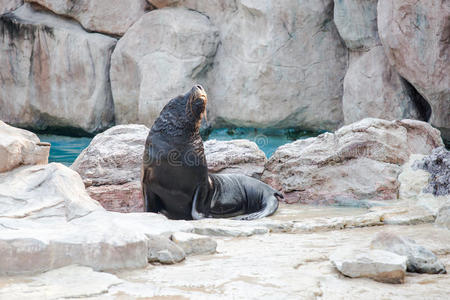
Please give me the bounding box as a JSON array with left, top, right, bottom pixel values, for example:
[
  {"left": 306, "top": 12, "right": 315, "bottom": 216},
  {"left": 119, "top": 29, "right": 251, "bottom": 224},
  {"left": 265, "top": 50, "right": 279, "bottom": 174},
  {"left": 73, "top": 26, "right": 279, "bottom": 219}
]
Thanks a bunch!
[
  {"left": 330, "top": 248, "right": 407, "bottom": 284},
  {"left": 171, "top": 232, "right": 217, "bottom": 256}
]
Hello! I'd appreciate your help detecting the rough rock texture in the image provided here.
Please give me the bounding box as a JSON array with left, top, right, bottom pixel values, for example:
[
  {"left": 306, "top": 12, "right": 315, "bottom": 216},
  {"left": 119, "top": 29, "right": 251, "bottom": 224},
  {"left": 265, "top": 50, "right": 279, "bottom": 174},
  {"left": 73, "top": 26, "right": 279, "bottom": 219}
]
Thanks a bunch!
[
  {"left": 86, "top": 182, "right": 144, "bottom": 213},
  {"left": 148, "top": 0, "right": 347, "bottom": 131},
  {"left": 171, "top": 232, "right": 217, "bottom": 255},
  {"left": 343, "top": 46, "right": 421, "bottom": 124},
  {"left": 0, "top": 121, "right": 50, "bottom": 173},
  {"left": 71, "top": 125, "right": 149, "bottom": 212},
  {"left": 378, "top": 0, "right": 450, "bottom": 138},
  {"left": 370, "top": 232, "right": 446, "bottom": 274},
  {"left": 330, "top": 248, "right": 407, "bottom": 283},
  {"left": 72, "top": 125, "right": 148, "bottom": 186},
  {"left": 147, "top": 235, "right": 186, "bottom": 264},
  {"left": 0, "top": 0, "right": 22, "bottom": 14},
  {"left": 110, "top": 7, "right": 219, "bottom": 126},
  {"left": 208, "top": 0, "right": 347, "bottom": 130},
  {"left": 398, "top": 154, "right": 449, "bottom": 215},
  {"left": 25, "top": 0, "right": 150, "bottom": 36},
  {"left": 262, "top": 118, "right": 444, "bottom": 204},
  {"left": 0, "top": 4, "right": 116, "bottom": 135},
  {"left": 2, "top": 224, "right": 450, "bottom": 299},
  {"left": 414, "top": 147, "right": 450, "bottom": 196},
  {"left": 204, "top": 139, "right": 267, "bottom": 179},
  {"left": 0, "top": 163, "right": 104, "bottom": 221},
  {"left": 0, "top": 210, "right": 193, "bottom": 275},
  {"left": 334, "top": 0, "right": 380, "bottom": 50}
]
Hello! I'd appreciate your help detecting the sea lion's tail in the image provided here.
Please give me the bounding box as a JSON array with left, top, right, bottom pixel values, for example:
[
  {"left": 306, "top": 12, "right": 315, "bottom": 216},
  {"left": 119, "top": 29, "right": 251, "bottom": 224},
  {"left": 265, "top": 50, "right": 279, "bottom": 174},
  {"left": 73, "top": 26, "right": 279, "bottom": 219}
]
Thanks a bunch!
[{"left": 232, "top": 192, "right": 280, "bottom": 221}]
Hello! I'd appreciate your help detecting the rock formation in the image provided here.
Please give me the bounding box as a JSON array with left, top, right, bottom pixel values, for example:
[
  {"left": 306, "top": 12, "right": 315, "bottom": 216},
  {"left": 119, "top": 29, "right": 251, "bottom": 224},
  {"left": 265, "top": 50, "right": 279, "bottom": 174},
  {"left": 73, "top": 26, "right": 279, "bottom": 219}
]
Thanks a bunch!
[
  {"left": 0, "top": 4, "right": 116, "bottom": 135},
  {"left": 110, "top": 7, "right": 219, "bottom": 126},
  {"left": 378, "top": 0, "right": 450, "bottom": 139},
  {"left": 262, "top": 118, "right": 444, "bottom": 204},
  {"left": 0, "top": 120, "right": 49, "bottom": 172},
  {"left": 25, "top": 0, "right": 150, "bottom": 36}
]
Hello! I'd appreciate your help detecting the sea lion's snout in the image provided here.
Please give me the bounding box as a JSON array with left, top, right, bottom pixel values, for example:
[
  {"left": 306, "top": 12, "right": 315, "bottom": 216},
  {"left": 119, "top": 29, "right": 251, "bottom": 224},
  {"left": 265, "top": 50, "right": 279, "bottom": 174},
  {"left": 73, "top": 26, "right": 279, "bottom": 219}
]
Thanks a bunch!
[
  {"left": 187, "top": 84, "right": 208, "bottom": 122},
  {"left": 191, "top": 84, "right": 207, "bottom": 102}
]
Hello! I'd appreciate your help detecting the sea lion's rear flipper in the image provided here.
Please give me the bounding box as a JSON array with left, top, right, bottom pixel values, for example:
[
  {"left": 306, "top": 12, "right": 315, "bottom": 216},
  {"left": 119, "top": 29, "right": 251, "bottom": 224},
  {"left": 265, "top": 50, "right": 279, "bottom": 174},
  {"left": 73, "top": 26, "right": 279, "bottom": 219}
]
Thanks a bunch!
[{"left": 231, "top": 193, "right": 280, "bottom": 221}]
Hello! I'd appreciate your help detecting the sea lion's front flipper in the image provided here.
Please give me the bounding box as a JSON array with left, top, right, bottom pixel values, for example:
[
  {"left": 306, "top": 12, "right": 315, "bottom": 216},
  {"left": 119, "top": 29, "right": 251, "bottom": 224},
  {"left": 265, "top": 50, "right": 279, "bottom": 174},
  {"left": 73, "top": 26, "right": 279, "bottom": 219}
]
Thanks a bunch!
[
  {"left": 141, "top": 167, "right": 162, "bottom": 213},
  {"left": 191, "top": 185, "right": 207, "bottom": 220}
]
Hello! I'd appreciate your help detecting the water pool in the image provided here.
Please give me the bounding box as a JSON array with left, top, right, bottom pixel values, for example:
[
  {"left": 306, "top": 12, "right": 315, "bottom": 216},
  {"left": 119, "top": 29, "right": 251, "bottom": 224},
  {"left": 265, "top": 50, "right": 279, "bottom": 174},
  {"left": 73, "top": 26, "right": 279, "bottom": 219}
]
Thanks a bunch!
[{"left": 39, "top": 128, "right": 323, "bottom": 166}]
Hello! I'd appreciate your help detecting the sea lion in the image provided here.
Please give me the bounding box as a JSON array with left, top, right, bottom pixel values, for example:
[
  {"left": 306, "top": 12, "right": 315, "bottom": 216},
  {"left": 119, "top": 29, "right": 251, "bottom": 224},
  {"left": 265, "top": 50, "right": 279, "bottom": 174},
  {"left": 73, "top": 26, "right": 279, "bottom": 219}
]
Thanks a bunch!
[{"left": 141, "top": 85, "right": 281, "bottom": 220}]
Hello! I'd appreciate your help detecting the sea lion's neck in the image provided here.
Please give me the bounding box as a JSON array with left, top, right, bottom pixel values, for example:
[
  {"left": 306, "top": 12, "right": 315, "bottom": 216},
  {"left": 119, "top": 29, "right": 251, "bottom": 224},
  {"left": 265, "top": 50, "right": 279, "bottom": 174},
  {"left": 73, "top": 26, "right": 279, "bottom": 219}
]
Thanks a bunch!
[{"left": 150, "top": 96, "right": 202, "bottom": 139}]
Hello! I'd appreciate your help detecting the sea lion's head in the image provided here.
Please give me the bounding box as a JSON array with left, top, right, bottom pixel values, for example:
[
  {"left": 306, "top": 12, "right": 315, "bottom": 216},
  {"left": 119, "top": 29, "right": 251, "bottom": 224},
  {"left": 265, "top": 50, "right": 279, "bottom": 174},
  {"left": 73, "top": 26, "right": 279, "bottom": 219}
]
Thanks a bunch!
[{"left": 186, "top": 85, "right": 208, "bottom": 128}]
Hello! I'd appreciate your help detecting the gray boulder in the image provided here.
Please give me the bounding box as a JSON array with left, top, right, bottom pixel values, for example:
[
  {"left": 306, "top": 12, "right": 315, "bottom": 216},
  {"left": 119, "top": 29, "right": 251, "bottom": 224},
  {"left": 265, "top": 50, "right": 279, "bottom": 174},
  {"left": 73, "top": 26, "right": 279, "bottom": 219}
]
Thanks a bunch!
[{"left": 371, "top": 232, "right": 446, "bottom": 274}]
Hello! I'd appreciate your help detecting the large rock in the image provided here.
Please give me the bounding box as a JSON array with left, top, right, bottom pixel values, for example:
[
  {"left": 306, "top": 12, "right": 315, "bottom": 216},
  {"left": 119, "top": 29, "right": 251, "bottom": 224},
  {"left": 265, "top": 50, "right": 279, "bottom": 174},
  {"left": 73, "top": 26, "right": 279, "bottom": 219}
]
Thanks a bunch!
[
  {"left": 0, "top": 0, "right": 22, "bottom": 14},
  {"left": 110, "top": 7, "right": 219, "bottom": 126},
  {"left": 0, "top": 210, "right": 194, "bottom": 275},
  {"left": 343, "top": 46, "right": 422, "bottom": 124},
  {"left": 72, "top": 125, "right": 149, "bottom": 186},
  {"left": 262, "top": 118, "right": 444, "bottom": 204},
  {"left": 0, "top": 120, "right": 50, "bottom": 173},
  {"left": 370, "top": 232, "right": 446, "bottom": 274},
  {"left": 25, "top": 0, "right": 150, "bottom": 36},
  {"left": 0, "top": 163, "right": 104, "bottom": 221},
  {"left": 204, "top": 139, "right": 267, "bottom": 179},
  {"left": 330, "top": 248, "right": 407, "bottom": 284},
  {"left": 71, "top": 125, "right": 149, "bottom": 212},
  {"left": 148, "top": 0, "right": 347, "bottom": 131},
  {"left": 378, "top": 0, "right": 450, "bottom": 138},
  {"left": 0, "top": 4, "right": 116, "bottom": 135},
  {"left": 333, "top": 0, "right": 380, "bottom": 50},
  {"left": 209, "top": 0, "right": 347, "bottom": 130}
]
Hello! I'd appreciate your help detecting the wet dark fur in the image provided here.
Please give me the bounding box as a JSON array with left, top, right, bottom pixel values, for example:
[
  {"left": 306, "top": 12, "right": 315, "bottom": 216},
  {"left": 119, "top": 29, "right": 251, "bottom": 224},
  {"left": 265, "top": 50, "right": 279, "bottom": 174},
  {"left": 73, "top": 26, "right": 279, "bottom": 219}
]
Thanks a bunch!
[{"left": 141, "top": 86, "right": 281, "bottom": 220}]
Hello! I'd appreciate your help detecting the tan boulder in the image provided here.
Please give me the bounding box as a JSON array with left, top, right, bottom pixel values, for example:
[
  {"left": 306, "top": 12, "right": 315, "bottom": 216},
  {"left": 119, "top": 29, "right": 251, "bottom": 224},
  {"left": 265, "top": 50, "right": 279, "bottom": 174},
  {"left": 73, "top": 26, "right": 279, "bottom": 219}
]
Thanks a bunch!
[
  {"left": 0, "top": 163, "right": 104, "bottom": 221},
  {"left": 330, "top": 248, "right": 407, "bottom": 284},
  {"left": 110, "top": 7, "right": 219, "bottom": 126},
  {"left": 25, "top": 0, "right": 150, "bottom": 36},
  {"left": 0, "top": 4, "right": 116, "bottom": 134},
  {"left": 334, "top": 0, "right": 380, "bottom": 50},
  {"left": 204, "top": 139, "right": 267, "bottom": 179},
  {"left": 262, "top": 118, "right": 443, "bottom": 204},
  {"left": 378, "top": 0, "right": 450, "bottom": 138},
  {"left": 0, "top": 120, "right": 49, "bottom": 173},
  {"left": 343, "top": 47, "right": 422, "bottom": 124},
  {"left": 71, "top": 125, "right": 149, "bottom": 213}
]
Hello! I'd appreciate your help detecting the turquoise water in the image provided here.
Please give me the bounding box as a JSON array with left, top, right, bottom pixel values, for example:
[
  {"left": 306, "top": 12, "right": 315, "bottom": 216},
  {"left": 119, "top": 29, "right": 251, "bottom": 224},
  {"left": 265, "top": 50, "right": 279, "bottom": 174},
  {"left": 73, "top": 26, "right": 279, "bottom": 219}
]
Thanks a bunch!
[
  {"left": 205, "top": 128, "right": 322, "bottom": 157},
  {"left": 39, "top": 128, "right": 322, "bottom": 166},
  {"left": 38, "top": 134, "right": 92, "bottom": 166}
]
